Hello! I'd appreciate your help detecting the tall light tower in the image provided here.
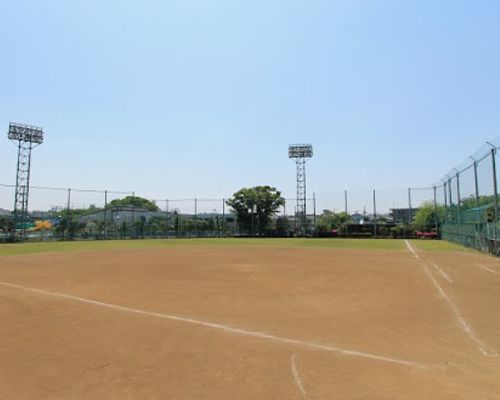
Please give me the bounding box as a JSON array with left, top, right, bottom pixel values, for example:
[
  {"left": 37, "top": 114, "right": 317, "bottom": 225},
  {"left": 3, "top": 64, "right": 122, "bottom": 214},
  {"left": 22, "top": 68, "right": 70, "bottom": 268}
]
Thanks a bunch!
[
  {"left": 288, "top": 144, "right": 313, "bottom": 235},
  {"left": 7, "top": 122, "right": 44, "bottom": 241}
]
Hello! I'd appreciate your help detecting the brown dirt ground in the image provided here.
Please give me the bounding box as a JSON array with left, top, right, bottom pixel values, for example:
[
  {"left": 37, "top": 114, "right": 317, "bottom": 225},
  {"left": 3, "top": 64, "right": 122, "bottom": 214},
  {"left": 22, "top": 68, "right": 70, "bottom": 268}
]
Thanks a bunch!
[{"left": 0, "top": 244, "right": 499, "bottom": 399}]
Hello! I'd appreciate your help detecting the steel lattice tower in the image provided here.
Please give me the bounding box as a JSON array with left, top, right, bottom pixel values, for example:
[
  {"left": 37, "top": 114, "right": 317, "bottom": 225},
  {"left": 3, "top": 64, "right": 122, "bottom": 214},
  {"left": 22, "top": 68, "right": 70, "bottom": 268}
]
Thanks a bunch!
[
  {"left": 288, "top": 144, "right": 313, "bottom": 235},
  {"left": 7, "top": 123, "right": 44, "bottom": 241}
]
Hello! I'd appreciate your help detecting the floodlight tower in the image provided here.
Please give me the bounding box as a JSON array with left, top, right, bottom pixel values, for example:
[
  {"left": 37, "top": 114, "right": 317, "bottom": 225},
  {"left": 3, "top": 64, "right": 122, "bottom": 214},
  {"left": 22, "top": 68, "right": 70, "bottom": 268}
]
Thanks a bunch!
[
  {"left": 7, "top": 122, "right": 44, "bottom": 240},
  {"left": 288, "top": 144, "right": 313, "bottom": 235}
]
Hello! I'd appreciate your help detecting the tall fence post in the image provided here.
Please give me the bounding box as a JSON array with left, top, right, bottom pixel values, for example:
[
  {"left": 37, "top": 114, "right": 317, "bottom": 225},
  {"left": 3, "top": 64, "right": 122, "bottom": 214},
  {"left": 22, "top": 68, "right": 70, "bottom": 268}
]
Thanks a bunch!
[
  {"left": 313, "top": 192, "right": 316, "bottom": 235},
  {"left": 104, "top": 190, "right": 108, "bottom": 238},
  {"left": 344, "top": 190, "right": 349, "bottom": 236},
  {"left": 222, "top": 198, "right": 225, "bottom": 237},
  {"left": 344, "top": 190, "right": 348, "bottom": 214},
  {"left": 408, "top": 188, "right": 412, "bottom": 225},
  {"left": 132, "top": 192, "right": 136, "bottom": 234},
  {"left": 194, "top": 198, "right": 198, "bottom": 237},
  {"left": 448, "top": 178, "right": 453, "bottom": 211},
  {"left": 433, "top": 185, "right": 438, "bottom": 234},
  {"left": 443, "top": 181, "right": 448, "bottom": 224},
  {"left": 294, "top": 205, "right": 298, "bottom": 234},
  {"left": 179, "top": 205, "right": 183, "bottom": 238},
  {"left": 480, "top": 143, "right": 498, "bottom": 248},
  {"left": 470, "top": 157, "right": 480, "bottom": 208},
  {"left": 373, "top": 189, "right": 377, "bottom": 237},
  {"left": 66, "top": 188, "right": 71, "bottom": 240},
  {"left": 165, "top": 199, "right": 169, "bottom": 237},
  {"left": 491, "top": 147, "right": 499, "bottom": 243},
  {"left": 455, "top": 170, "right": 461, "bottom": 224}
]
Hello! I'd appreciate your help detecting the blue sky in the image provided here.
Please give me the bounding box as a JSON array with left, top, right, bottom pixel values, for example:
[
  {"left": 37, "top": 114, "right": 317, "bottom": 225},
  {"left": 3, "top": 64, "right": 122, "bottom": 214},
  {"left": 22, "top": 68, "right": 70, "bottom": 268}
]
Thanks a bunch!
[{"left": 1, "top": 0, "right": 499, "bottom": 212}]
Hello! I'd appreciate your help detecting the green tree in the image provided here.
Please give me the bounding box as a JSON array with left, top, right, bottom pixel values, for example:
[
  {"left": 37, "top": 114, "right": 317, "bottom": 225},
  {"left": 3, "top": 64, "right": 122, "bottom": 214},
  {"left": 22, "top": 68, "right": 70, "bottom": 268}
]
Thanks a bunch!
[
  {"left": 316, "top": 210, "right": 350, "bottom": 233},
  {"left": 226, "top": 186, "right": 285, "bottom": 235},
  {"left": 174, "top": 212, "right": 181, "bottom": 236},
  {"left": 274, "top": 216, "right": 290, "bottom": 236},
  {"left": 206, "top": 218, "right": 216, "bottom": 232},
  {"left": 54, "top": 216, "right": 81, "bottom": 239},
  {"left": 147, "top": 216, "right": 167, "bottom": 236},
  {"left": 460, "top": 194, "right": 495, "bottom": 210},
  {"left": 119, "top": 221, "right": 128, "bottom": 239},
  {"left": 109, "top": 196, "right": 160, "bottom": 212},
  {"left": 0, "top": 216, "right": 13, "bottom": 232},
  {"left": 413, "top": 202, "right": 445, "bottom": 231},
  {"left": 459, "top": 194, "right": 496, "bottom": 222}
]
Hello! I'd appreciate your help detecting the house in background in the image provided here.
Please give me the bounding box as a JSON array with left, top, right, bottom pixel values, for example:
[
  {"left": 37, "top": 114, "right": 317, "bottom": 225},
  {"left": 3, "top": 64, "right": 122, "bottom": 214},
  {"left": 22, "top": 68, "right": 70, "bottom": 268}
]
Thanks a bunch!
[
  {"left": 390, "top": 208, "right": 419, "bottom": 224},
  {"left": 350, "top": 213, "right": 364, "bottom": 224}
]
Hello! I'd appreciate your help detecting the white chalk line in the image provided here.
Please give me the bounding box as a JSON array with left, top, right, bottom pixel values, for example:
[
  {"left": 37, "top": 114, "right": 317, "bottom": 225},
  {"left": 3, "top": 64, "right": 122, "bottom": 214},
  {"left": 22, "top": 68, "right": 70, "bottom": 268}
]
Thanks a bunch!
[
  {"left": 291, "top": 354, "right": 309, "bottom": 400},
  {"left": 430, "top": 262, "right": 454, "bottom": 284},
  {"left": 404, "top": 240, "right": 418, "bottom": 258},
  {"left": 0, "top": 280, "right": 423, "bottom": 368},
  {"left": 404, "top": 240, "right": 495, "bottom": 357},
  {"left": 476, "top": 264, "right": 500, "bottom": 275},
  {"left": 420, "top": 264, "right": 490, "bottom": 356}
]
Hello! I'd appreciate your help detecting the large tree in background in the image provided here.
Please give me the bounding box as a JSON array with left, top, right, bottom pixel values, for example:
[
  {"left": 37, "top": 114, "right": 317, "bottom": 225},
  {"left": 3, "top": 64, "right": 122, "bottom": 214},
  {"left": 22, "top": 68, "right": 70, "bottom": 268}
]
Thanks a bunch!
[
  {"left": 413, "top": 201, "right": 445, "bottom": 230},
  {"left": 316, "top": 210, "right": 350, "bottom": 233},
  {"left": 109, "top": 196, "right": 160, "bottom": 211},
  {"left": 226, "top": 186, "right": 285, "bottom": 235}
]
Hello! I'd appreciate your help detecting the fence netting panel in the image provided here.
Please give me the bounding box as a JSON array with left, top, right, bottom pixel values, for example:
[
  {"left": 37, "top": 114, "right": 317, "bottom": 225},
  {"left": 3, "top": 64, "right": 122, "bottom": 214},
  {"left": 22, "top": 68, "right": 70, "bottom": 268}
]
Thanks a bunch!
[{"left": 442, "top": 140, "right": 500, "bottom": 254}]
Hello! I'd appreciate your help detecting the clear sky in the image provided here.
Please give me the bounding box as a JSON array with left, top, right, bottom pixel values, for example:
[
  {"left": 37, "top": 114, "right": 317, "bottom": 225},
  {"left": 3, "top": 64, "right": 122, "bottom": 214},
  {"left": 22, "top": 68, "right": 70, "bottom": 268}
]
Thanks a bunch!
[{"left": 1, "top": 0, "right": 499, "bottom": 212}]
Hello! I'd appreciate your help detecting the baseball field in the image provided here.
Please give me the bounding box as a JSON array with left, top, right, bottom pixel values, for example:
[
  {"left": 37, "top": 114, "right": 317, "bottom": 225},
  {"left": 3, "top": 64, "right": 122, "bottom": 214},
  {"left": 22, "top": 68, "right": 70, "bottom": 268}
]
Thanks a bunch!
[{"left": 1, "top": 238, "right": 499, "bottom": 399}]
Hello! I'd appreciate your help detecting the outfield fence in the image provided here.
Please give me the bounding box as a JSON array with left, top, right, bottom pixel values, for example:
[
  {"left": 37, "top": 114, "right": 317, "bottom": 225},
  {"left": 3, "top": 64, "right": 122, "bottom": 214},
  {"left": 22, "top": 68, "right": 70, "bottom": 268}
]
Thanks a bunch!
[
  {"left": 1, "top": 138, "right": 500, "bottom": 250},
  {"left": 0, "top": 182, "right": 438, "bottom": 241}
]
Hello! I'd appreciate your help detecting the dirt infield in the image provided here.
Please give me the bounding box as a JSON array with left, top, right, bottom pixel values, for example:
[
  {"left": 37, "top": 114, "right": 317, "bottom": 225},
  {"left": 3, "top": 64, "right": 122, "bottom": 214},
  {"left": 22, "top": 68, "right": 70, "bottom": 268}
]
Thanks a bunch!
[{"left": 0, "top": 240, "right": 499, "bottom": 399}]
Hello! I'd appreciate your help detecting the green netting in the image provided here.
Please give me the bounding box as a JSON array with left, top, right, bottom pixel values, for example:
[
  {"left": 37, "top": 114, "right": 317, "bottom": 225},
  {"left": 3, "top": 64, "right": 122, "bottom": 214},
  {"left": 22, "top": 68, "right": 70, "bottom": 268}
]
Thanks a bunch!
[{"left": 442, "top": 204, "right": 499, "bottom": 253}]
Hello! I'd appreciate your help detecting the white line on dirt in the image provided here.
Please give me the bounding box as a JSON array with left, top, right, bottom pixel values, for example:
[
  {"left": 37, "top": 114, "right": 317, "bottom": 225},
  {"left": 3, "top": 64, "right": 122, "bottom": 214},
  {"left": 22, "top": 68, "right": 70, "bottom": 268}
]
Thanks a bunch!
[
  {"left": 0, "top": 280, "right": 423, "bottom": 368},
  {"left": 291, "top": 354, "right": 309, "bottom": 400},
  {"left": 404, "top": 240, "right": 418, "bottom": 258},
  {"left": 476, "top": 264, "right": 500, "bottom": 275},
  {"left": 430, "top": 263, "right": 454, "bottom": 284},
  {"left": 403, "top": 241, "right": 493, "bottom": 356},
  {"left": 419, "top": 263, "right": 491, "bottom": 355}
]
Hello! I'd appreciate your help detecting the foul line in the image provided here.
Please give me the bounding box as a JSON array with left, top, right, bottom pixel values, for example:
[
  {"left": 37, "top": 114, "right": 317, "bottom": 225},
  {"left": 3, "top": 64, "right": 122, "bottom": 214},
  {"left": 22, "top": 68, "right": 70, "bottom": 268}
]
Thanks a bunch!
[
  {"left": 404, "top": 240, "right": 494, "bottom": 356},
  {"left": 405, "top": 240, "right": 418, "bottom": 258},
  {"left": 476, "top": 264, "right": 500, "bottom": 275},
  {"left": 290, "top": 354, "right": 309, "bottom": 400},
  {"left": 420, "top": 264, "right": 490, "bottom": 356},
  {"left": 430, "top": 262, "right": 454, "bottom": 284},
  {"left": 0, "top": 280, "right": 423, "bottom": 368}
]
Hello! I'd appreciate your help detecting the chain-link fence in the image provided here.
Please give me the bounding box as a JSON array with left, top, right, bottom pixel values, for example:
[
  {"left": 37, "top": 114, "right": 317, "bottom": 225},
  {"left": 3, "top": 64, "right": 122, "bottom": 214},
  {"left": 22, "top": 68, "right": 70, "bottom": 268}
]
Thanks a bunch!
[
  {"left": 439, "top": 140, "right": 500, "bottom": 254},
  {"left": 2, "top": 138, "right": 500, "bottom": 249},
  {"left": 0, "top": 184, "right": 438, "bottom": 242},
  {"left": 144, "top": 198, "right": 236, "bottom": 238},
  {"left": 312, "top": 187, "right": 437, "bottom": 238}
]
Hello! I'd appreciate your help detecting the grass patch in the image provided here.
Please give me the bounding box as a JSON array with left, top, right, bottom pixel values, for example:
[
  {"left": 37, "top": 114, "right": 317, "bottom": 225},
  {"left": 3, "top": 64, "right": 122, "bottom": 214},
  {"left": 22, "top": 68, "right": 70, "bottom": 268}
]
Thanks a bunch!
[
  {"left": 410, "top": 239, "right": 469, "bottom": 252},
  {"left": 0, "top": 238, "right": 406, "bottom": 256}
]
